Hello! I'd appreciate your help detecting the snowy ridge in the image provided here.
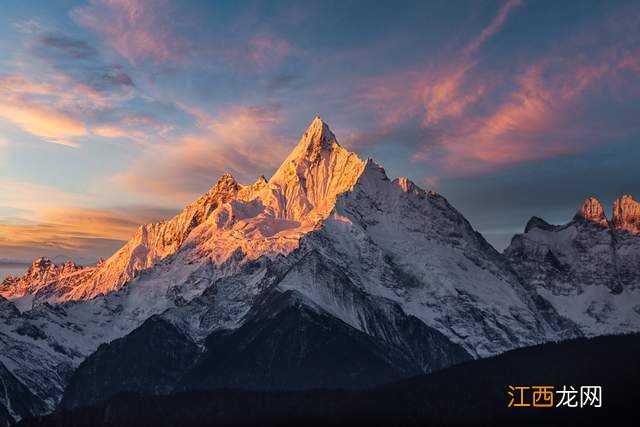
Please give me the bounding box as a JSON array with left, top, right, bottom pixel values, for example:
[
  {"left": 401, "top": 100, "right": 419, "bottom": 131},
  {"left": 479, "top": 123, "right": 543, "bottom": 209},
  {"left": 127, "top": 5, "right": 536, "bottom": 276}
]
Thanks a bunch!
[
  {"left": 506, "top": 195, "right": 640, "bottom": 335},
  {"left": 2, "top": 117, "right": 367, "bottom": 307}
]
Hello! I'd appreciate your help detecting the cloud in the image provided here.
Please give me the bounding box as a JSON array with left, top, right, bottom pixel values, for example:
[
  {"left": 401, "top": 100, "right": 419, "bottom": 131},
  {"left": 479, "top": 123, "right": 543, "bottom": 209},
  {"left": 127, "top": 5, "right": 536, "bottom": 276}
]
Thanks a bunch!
[
  {"left": 0, "top": 71, "right": 144, "bottom": 146},
  {"left": 0, "top": 20, "right": 160, "bottom": 153},
  {"left": 245, "top": 34, "right": 295, "bottom": 69},
  {"left": 92, "top": 125, "right": 128, "bottom": 138},
  {"left": 71, "top": 0, "right": 192, "bottom": 65},
  {"left": 266, "top": 74, "right": 297, "bottom": 95},
  {"left": 355, "top": 0, "right": 518, "bottom": 133},
  {"left": 113, "top": 104, "right": 290, "bottom": 199},
  {"left": 0, "top": 97, "right": 87, "bottom": 141},
  {"left": 0, "top": 25, "right": 159, "bottom": 146},
  {"left": 28, "top": 31, "right": 135, "bottom": 96},
  {"left": 421, "top": 62, "right": 487, "bottom": 127},
  {"left": 71, "top": 0, "right": 299, "bottom": 71},
  {"left": 0, "top": 179, "right": 177, "bottom": 261},
  {"left": 412, "top": 47, "right": 638, "bottom": 175},
  {"left": 35, "top": 33, "right": 98, "bottom": 59},
  {"left": 350, "top": 2, "right": 640, "bottom": 179},
  {"left": 463, "top": 0, "right": 522, "bottom": 56}
]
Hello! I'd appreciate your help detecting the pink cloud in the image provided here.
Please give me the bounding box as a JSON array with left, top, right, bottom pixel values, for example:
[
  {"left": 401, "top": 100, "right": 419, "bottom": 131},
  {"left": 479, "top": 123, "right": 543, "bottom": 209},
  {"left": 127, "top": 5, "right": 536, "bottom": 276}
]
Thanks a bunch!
[
  {"left": 411, "top": 55, "right": 632, "bottom": 174},
  {"left": 0, "top": 97, "right": 87, "bottom": 143},
  {"left": 0, "top": 72, "right": 137, "bottom": 146},
  {"left": 71, "top": 0, "right": 191, "bottom": 64},
  {"left": 350, "top": 3, "right": 640, "bottom": 178},
  {"left": 71, "top": 1, "right": 297, "bottom": 70},
  {"left": 246, "top": 34, "right": 295, "bottom": 68},
  {"left": 112, "top": 105, "right": 290, "bottom": 200},
  {"left": 463, "top": 0, "right": 522, "bottom": 56}
]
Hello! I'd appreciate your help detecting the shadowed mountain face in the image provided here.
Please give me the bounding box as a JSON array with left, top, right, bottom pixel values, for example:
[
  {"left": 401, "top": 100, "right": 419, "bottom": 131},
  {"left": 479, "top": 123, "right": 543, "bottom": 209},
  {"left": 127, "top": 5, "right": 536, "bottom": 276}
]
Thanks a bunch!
[
  {"left": 0, "top": 362, "right": 48, "bottom": 427},
  {"left": 1, "top": 118, "right": 639, "bottom": 423},
  {"left": 18, "top": 334, "right": 640, "bottom": 427},
  {"left": 59, "top": 317, "right": 199, "bottom": 411},
  {"left": 61, "top": 289, "right": 470, "bottom": 410}
]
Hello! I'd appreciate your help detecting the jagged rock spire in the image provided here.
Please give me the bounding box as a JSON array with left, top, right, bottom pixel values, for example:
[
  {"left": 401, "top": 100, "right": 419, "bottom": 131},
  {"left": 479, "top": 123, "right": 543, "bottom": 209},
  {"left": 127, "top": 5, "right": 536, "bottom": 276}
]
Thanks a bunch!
[
  {"left": 613, "top": 194, "right": 640, "bottom": 234},
  {"left": 575, "top": 196, "right": 608, "bottom": 227}
]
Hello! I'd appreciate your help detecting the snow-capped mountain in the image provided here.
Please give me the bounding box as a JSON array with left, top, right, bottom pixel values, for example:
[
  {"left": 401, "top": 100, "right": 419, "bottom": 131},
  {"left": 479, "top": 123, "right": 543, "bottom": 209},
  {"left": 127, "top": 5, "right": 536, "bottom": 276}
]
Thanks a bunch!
[
  {"left": 0, "top": 259, "right": 84, "bottom": 308},
  {"left": 1, "top": 118, "right": 638, "bottom": 423},
  {"left": 1, "top": 118, "right": 366, "bottom": 306},
  {"left": 505, "top": 195, "right": 640, "bottom": 335}
]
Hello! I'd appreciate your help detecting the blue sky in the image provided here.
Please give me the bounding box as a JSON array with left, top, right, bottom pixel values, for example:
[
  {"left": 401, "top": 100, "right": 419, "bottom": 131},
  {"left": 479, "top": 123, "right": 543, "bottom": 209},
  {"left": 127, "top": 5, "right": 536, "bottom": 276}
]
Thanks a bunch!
[{"left": 0, "top": 0, "right": 639, "bottom": 261}]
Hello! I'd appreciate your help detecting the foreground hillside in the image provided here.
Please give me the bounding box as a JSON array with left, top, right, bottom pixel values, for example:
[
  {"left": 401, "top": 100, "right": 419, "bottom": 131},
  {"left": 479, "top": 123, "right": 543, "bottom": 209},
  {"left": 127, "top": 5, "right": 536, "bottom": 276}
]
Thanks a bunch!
[{"left": 17, "top": 334, "right": 640, "bottom": 427}]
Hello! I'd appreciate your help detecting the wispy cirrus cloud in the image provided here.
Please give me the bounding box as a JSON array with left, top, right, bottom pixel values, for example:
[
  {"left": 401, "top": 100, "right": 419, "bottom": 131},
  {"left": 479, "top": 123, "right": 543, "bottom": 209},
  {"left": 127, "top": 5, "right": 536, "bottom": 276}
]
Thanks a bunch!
[
  {"left": 352, "top": 1, "right": 521, "bottom": 141},
  {"left": 0, "top": 70, "right": 127, "bottom": 147},
  {"left": 0, "top": 91, "right": 87, "bottom": 146},
  {"left": 462, "top": 0, "right": 522, "bottom": 56},
  {"left": 350, "top": 1, "right": 640, "bottom": 178},
  {"left": 113, "top": 104, "right": 290, "bottom": 200},
  {"left": 71, "top": 0, "right": 192, "bottom": 65},
  {"left": 71, "top": 0, "right": 299, "bottom": 71},
  {"left": 0, "top": 24, "right": 184, "bottom": 148}
]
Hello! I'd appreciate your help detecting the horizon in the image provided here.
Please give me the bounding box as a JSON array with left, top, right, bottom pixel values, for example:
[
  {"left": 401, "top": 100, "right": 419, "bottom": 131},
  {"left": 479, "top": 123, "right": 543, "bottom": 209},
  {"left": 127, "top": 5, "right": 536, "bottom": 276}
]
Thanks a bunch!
[{"left": 1, "top": 0, "right": 639, "bottom": 262}]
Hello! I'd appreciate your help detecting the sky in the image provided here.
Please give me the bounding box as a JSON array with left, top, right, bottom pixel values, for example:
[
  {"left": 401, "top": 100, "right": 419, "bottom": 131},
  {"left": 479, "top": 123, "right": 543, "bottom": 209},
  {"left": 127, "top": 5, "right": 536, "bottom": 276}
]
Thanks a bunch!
[{"left": 0, "top": 0, "right": 639, "bottom": 263}]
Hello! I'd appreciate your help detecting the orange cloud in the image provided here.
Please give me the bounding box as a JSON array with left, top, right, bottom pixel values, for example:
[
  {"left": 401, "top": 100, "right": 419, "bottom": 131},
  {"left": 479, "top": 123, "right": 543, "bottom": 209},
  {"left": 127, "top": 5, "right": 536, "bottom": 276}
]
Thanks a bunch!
[
  {"left": 0, "top": 179, "right": 177, "bottom": 261},
  {"left": 411, "top": 57, "right": 629, "bottom": 174},
  {"left": 112, "top": 105, "right": 290, "bottom": 200},
  {"left": 352, "top": 3, "right": 640, "bottom": 178},
  {"left": 0, "top": 72, "right": 137, "bottom": 146},
  {"left": 422, "top": 62, "right": 487, "bottom": 126},
  {"left": 93, "top": 125, "right": 128, "bottom": 138},
  {"left": 354, "top": 0, "right": 519, "bottom": 135},
  {"left": 356, "top": 0, "right": 519, "bottom": 130},
  {"left": 0, "top": 99, "right": 87, "bottom": 142}
]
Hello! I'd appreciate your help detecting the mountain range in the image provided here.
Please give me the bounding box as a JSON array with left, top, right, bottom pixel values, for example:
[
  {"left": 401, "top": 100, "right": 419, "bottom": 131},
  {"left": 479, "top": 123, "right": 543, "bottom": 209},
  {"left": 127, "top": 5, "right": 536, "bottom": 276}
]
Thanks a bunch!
[{"left": 1, "top": 117, "right": 639, "bottom": 425}]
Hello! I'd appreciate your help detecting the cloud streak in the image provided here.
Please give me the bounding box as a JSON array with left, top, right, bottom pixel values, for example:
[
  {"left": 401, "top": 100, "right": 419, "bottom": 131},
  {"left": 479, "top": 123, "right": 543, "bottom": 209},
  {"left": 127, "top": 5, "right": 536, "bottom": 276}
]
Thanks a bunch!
[
  {"left": 0, "top": 179, "right": 177, "bottom": 261},
  {"left": 350, "top": 1, "right": 640, "bottom": 179},
  {"left": 71, "top": 0, "right": 299, "bottom": 71},
  {"left": 0, "top": 96, "right": 87, "bottom": 143},
  {"left": 113, "top": 104, "right": 290, "bottom": 199},
  {"left": 71, "top": 0, "right": 192, "bottom": 65},
  {"left": 463, "top": 0, "right": 522, "bottom": 56}
]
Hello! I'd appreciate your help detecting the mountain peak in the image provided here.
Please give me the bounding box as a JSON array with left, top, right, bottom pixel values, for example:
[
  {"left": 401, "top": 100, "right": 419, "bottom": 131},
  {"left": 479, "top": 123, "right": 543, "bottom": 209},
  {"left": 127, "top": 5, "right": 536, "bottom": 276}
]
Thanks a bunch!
[
  {"left": 266, "top": 117, "right": 366, "bottom": 222},
  {"left": 613, "top": 194, "right": 640, "bottom": 234},
  {"left": 574, "top": 196, "right": 608, "bottom": 227},
  {"left": 31, "top": 257, "right": 52, "bottom": 268},
  {"left": 215, "top": 173, "right": 238, "bottom": 190},
  {"left": 286, "top": 116, "right": 339, "bottom": 164}
]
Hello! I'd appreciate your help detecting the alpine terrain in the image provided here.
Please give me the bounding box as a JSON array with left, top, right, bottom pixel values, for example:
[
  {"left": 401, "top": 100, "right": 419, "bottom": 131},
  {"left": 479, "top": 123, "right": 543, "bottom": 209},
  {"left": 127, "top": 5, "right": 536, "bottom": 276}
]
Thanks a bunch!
[{"left": 1, "top": 117, "right": 639, "bottom": 425}]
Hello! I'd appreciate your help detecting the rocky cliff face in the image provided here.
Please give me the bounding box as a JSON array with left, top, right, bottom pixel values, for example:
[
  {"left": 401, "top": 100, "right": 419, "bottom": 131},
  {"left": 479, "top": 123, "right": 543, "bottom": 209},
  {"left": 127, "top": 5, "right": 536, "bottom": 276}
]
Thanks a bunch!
[
  {"left": 505, "top": 196, "right": 640, "bottom": 336},
  {"left": 0, "top": 258, "right": 84, "bottom": 301},
  {"left": 613, "top": 194, "right": 640, "bottom": 235},
  {"left": 575, "top": 197, "right": 609, "bottom": 227}
]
